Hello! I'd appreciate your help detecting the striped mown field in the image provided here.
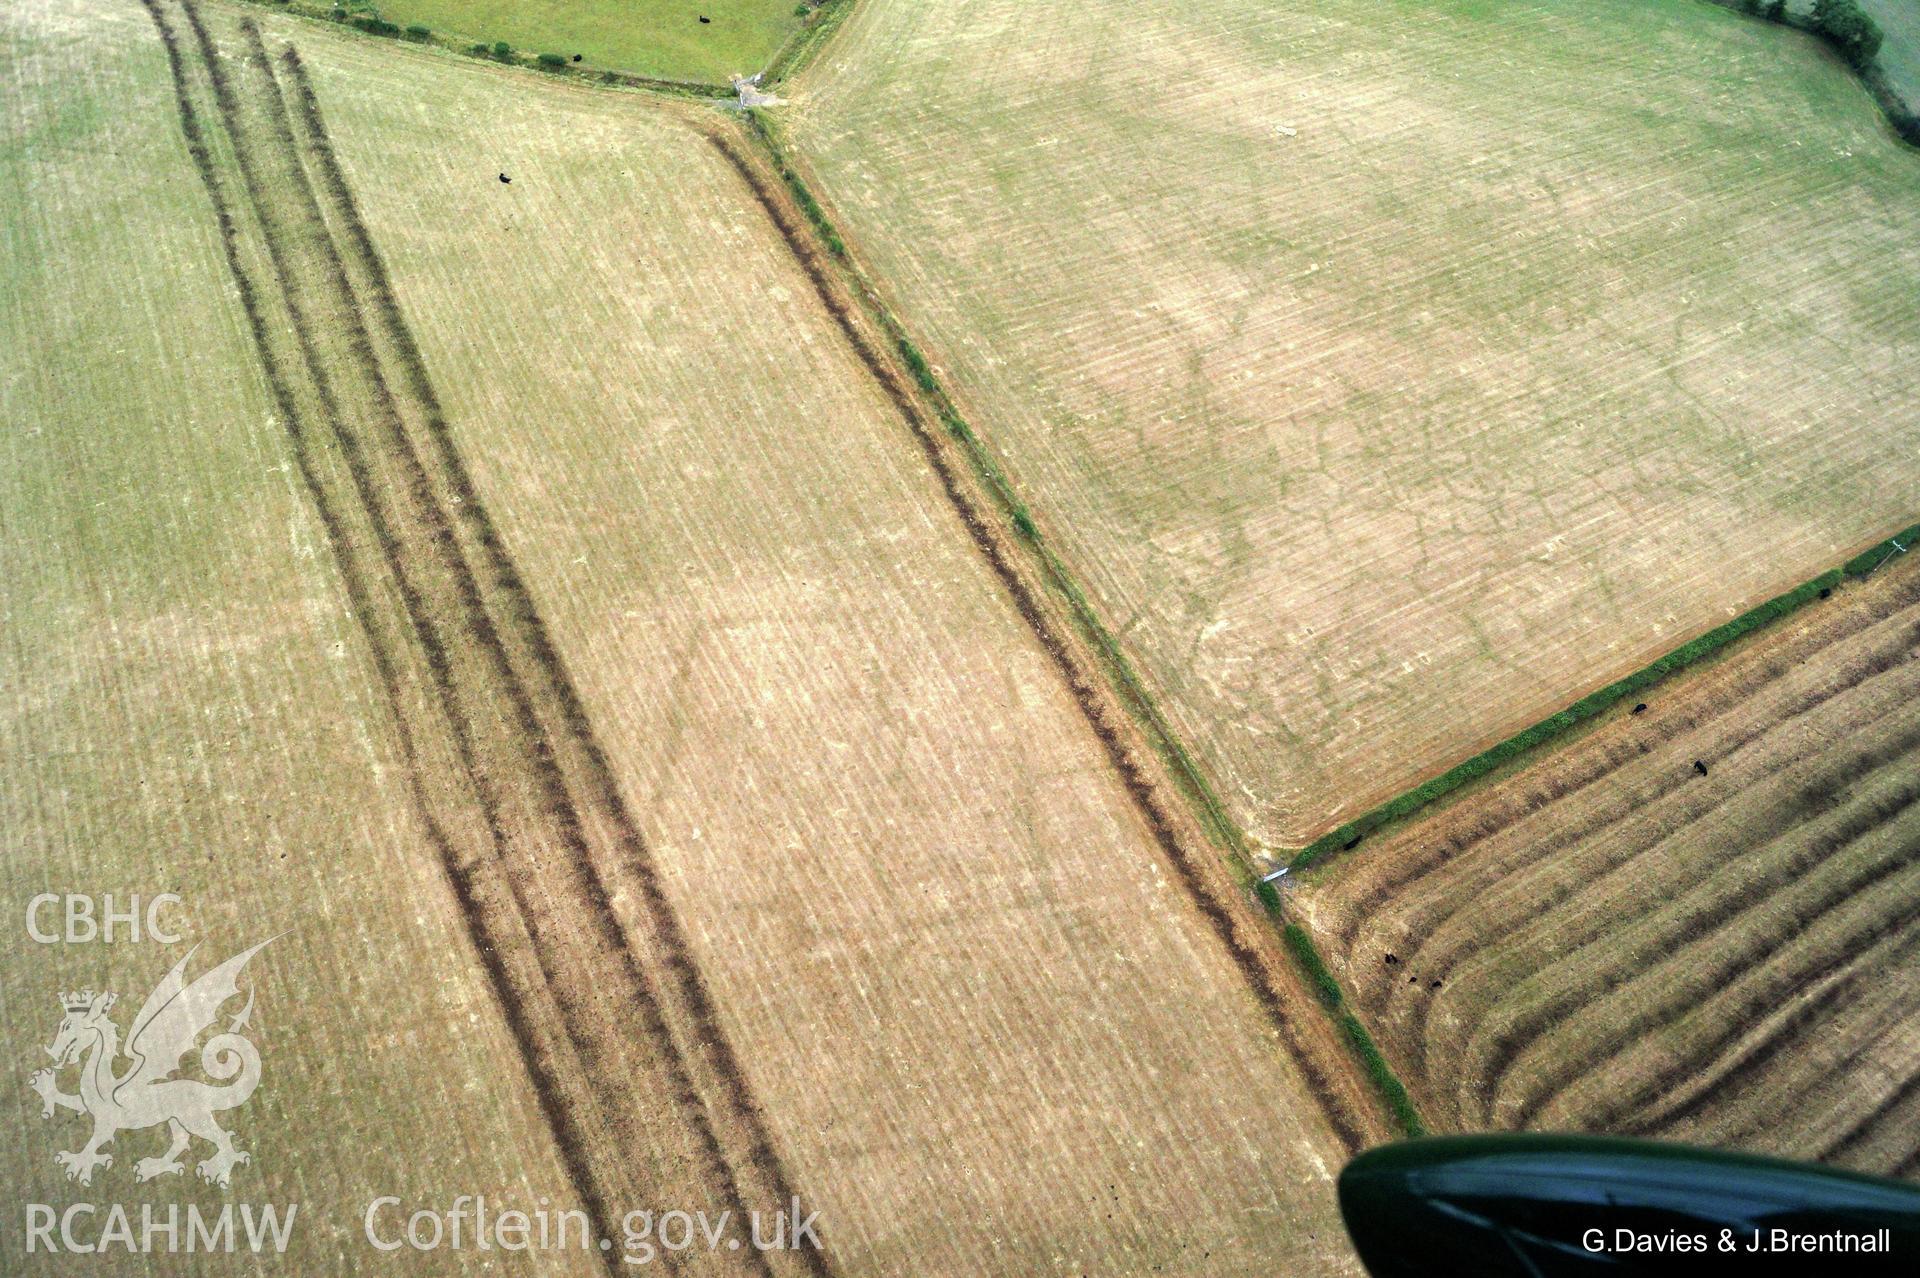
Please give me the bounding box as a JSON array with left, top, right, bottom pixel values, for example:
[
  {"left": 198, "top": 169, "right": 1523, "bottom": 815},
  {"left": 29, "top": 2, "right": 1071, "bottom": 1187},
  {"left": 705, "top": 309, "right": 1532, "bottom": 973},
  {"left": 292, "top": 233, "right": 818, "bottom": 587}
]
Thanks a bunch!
[
  {"left": 786, "top": 0, "right": 1920, "bottom": 850},
  {"left": 1301, "top": 551, "right": 1920, "bottom": 1178}
]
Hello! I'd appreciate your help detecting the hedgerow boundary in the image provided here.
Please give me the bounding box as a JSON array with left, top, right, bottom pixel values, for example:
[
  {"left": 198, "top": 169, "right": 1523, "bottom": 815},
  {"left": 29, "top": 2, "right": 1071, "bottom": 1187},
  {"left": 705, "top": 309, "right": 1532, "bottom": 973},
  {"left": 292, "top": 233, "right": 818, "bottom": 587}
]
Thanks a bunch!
[
  {"left": 1293, "top": 521, "right": 1920, "bottom": 872},
  {"left": 1696, "top": 0, "right": 1920, "bottom": 146},
  {"left": 763, "top": 0, "right": 856, "bottom": 87},
  {"left": 1281, "top": 924, "right": 1426, "bottom": 1137},
  {"left": 218, "top": 0, "right": 726, "bottom": 96},
  {"left": 737, "top": 108, "right": 1430, "bottom": 1138}
]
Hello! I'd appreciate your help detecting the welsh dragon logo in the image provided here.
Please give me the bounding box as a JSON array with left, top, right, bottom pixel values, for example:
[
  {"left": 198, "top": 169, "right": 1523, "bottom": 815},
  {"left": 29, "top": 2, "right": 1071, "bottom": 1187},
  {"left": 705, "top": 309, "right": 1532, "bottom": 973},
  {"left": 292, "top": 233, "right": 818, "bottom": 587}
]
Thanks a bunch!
[{"left": 28, "top": 939, "right": 273, "bottom": 1187}]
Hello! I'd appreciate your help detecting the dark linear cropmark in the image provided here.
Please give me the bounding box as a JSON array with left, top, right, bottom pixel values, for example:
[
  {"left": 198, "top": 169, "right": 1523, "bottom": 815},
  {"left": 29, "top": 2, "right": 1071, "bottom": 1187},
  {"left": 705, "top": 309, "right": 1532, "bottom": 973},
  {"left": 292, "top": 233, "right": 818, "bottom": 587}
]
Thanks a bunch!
[
  {"left": 135, "top": 2, "right": 830, "bottom": 1273},
  {"left": 702, "top": 129, "right": 1380, "bottom": 1153}
]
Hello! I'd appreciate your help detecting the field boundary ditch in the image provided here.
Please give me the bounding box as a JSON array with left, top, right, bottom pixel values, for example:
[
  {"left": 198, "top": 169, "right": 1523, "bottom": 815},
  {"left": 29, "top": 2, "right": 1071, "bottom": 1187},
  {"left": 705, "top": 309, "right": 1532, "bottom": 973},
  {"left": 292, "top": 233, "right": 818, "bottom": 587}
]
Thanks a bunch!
[{"left": 728, "top": 109, "right": 1430, "bottom": 1143}]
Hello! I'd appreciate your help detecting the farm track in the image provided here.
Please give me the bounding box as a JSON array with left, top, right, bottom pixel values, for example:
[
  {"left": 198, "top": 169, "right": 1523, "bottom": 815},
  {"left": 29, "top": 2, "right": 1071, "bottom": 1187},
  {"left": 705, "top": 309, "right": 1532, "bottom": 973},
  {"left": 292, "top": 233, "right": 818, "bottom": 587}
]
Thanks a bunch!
[
  {"left": 1305, "top": 560, "right": 1920, "bottom": 1179},
  {"left": 700, "top": 126, "right": 1384, "bottom": 1154},
  {"left": 137, "top": 2, "right": 827, "bottom": 1271}
]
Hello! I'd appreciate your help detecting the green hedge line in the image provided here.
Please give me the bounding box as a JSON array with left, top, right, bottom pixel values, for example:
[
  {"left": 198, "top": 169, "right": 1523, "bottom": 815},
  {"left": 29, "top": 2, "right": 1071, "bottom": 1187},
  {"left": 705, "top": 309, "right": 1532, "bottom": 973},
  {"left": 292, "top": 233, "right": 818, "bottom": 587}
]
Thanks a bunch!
[
  {"left": 897, "top": 337, "right": 938, "bottom": 394},
  {"left": 1291, "top": 545, "right": 1902, "bottom": 868},
  {"left": 1340, "top": 1013, "right": 1425, "bottom": 1137},
  {"left": 1843, "top": 522, "right": 1919, "bottom": 577},
  {"left": 1278, "top": 925, "right": 1426, "bottom": 1135},
  {"left": 1284, "top": 924, "right": 1343, "bottom": 1010}
]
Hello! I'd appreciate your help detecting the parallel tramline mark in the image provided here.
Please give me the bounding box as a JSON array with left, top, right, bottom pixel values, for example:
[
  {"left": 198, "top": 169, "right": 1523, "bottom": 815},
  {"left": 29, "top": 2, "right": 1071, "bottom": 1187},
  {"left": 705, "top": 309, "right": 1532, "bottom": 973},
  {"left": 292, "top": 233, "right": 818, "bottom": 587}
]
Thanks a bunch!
[
  {"left": 161, "top": 2, "right": 653, "bottom": 1248},
  {"left": 146, "top": 0, "right": 650, "bottom": 1262},
  {"left": 139, "top": 4, "right": 829, "bottom": 1272},
  {"left": 270, "top": 43, "right": 826, "bottom": 1251},
  {"left": 126, "top": 2, "right": 632, "bottom": 1245}
]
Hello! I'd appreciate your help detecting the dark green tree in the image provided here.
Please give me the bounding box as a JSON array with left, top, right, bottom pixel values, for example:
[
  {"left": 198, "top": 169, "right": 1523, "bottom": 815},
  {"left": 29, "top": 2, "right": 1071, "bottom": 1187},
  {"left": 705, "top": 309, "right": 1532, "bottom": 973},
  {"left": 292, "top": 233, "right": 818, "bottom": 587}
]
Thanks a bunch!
[{"left": 1812, "top": 0, "right": 1885, "bottom": 69}]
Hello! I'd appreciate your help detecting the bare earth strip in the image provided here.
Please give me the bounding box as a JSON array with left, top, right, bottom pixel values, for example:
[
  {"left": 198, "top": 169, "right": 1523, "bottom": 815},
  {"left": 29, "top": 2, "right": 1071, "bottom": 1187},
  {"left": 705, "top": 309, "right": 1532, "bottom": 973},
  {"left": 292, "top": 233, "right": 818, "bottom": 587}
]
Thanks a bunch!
[
  {"left": 0, "top": 0, "right": 597, "bottom": 1272},
  {"left": 1301, "top": 552, "right": 1920, "bottom": 1180},
  {"left": 273, "top": 16, "right": 1372, "bottom": 1275},
  {"left": 786, "top": 0, "right": 1920, "bottom": 849}
]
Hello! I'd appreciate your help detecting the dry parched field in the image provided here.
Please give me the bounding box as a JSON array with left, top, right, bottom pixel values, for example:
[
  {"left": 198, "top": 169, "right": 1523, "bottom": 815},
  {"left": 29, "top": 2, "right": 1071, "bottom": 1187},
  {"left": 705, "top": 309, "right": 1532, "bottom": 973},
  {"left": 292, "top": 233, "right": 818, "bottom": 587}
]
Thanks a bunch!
[
  {"left": 281, "top": 16, "right": 1377, "bottom": 1272},
  {"left": 787, "top": 0, "right": 1920, "bottom": 850},
  {"left": 1301, "top": 552, "right": 1920, "bottom": 1180},
  {"left": 5, "top": 0, "right": 1377, "bottom": 1272}
]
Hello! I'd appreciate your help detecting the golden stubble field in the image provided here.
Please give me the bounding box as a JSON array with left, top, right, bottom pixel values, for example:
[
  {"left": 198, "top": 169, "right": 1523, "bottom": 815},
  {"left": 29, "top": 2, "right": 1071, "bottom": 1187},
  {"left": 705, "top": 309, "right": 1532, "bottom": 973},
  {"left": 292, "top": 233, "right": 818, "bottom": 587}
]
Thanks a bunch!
[
  {"left": 282, "top": 18, "right": 1372, "bottom": 1273},
  {"left": 4, "top": 0, "right": 1379, "bottom": 1272},
  {"left": 0, "top": 1, "right": 596, "bottom": 1272},
  {"left": 1301, "top": 551, "right": 1920, "bottom": 1179},
  {"left": 786, "top": 0, "right": 1920, "bottom": 850}
]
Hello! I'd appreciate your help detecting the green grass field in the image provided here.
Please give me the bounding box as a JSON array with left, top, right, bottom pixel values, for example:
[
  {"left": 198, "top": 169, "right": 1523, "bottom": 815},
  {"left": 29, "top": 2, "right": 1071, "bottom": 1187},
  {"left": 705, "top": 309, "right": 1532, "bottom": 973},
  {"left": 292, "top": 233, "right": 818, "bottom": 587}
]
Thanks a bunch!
[
  {"left": 1, "top": 3, "right": 595, "bottom": 1270},
  {"left": 1860, "top": 0, "right": 1920, "bottom": 106},
  {"left": 364, "top": 0, "right": 805, "bottom": 83},
  {"left": 1779, "top": 0, "right": 1920, "bottom": 107}
]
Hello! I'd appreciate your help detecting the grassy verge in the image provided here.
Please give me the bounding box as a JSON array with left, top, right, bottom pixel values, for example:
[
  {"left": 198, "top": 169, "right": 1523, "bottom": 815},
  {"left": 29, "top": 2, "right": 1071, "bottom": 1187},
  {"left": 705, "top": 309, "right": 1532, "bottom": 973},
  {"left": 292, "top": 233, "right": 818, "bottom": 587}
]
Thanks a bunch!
[
  {"left": 1278, "top": 922, "right": 1425, "bottom": 1138},
  {"left": 763, "top": 0, "right": 857, "bottom": 88},
  {"left": 1698, "top": 0, "right": 1919, "bottom": 143},
  {"left": 1294, "top": 520, "right": 1918, "bottom": 871}
]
